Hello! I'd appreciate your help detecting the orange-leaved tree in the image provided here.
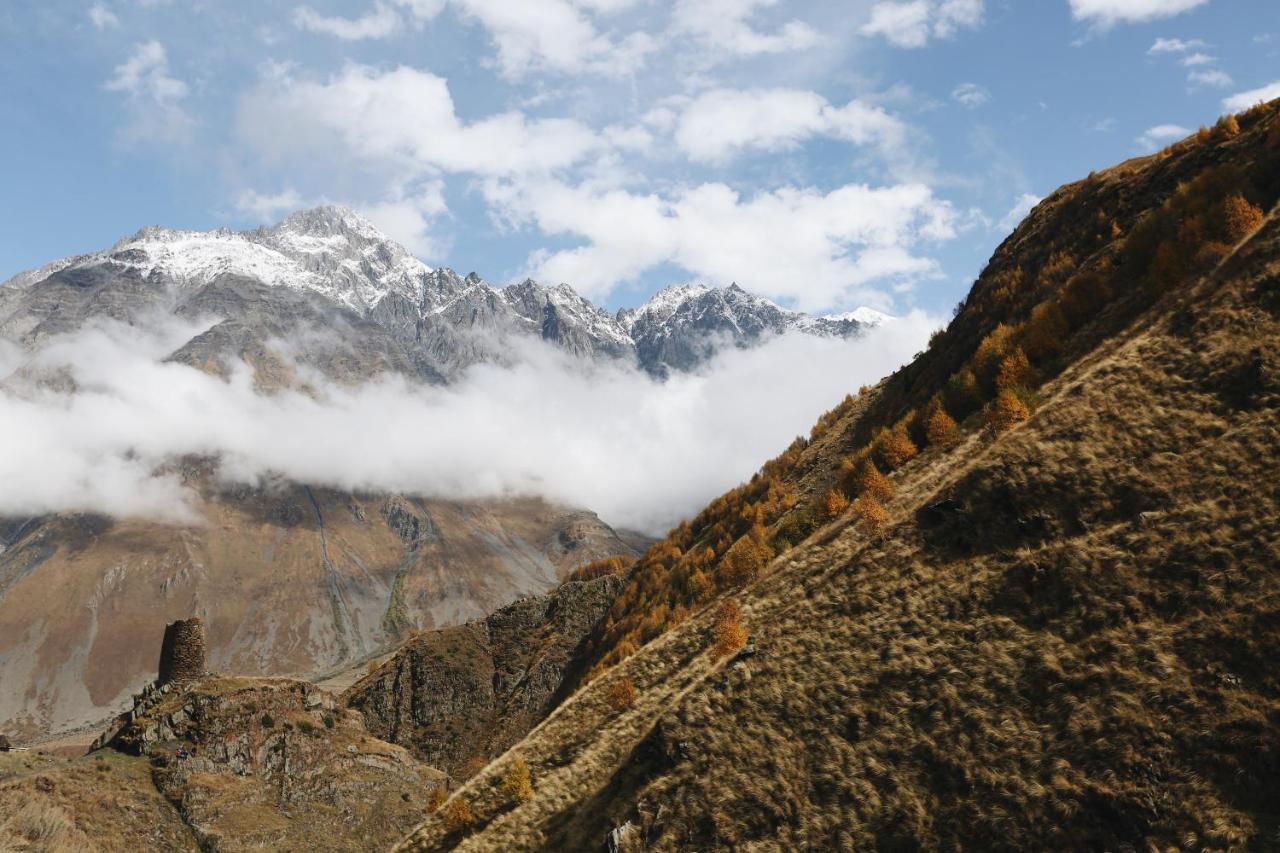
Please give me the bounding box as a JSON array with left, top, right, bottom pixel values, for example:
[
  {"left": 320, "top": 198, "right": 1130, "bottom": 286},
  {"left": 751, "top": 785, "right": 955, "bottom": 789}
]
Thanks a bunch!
[{"left": 712, "top": 601, "right": 748, "bottom": 659}]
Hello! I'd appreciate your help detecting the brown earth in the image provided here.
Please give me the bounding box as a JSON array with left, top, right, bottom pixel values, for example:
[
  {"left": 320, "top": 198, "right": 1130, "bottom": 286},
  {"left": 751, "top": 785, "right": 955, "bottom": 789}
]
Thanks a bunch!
[{"left": 0, "top": 482, "right": 645, "bottom": 742}]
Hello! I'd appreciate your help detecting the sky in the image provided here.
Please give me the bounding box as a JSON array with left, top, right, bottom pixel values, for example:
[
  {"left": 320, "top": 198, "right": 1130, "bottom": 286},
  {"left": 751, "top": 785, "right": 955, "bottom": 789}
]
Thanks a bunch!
[{"left": 2, "top": 0, "right": 1279, "bottom": 316}]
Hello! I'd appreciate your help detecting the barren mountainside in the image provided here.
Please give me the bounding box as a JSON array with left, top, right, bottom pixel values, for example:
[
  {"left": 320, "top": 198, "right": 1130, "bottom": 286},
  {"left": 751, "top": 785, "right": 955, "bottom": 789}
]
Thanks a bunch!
[{"left": 393, "top": 103, "right": 1280, "bottom": 851}]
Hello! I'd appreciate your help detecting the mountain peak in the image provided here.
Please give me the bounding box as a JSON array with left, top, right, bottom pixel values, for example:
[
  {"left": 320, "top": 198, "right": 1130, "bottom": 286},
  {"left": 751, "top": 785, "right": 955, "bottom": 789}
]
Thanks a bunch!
[{"left": 270, "top": 205, "right": 385, "bottom": 242}]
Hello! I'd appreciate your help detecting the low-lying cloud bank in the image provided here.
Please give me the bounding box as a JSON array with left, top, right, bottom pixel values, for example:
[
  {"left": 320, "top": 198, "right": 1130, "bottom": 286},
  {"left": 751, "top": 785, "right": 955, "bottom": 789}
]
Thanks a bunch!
[{"left": 0, "top": 314, "right": 940, "bottom": 534}]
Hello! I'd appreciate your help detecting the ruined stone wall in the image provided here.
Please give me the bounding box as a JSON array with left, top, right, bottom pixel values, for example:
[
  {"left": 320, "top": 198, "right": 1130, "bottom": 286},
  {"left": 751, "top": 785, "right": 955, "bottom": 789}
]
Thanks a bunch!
[{"left": 157, "top": 618, "right": 206, "bottom": 685}]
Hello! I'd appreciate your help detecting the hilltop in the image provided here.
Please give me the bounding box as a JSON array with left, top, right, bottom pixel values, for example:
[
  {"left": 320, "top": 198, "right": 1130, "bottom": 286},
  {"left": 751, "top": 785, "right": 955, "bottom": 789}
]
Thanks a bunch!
[{"left": 393, "top": 104, "right": 1280, "bottom": 850}]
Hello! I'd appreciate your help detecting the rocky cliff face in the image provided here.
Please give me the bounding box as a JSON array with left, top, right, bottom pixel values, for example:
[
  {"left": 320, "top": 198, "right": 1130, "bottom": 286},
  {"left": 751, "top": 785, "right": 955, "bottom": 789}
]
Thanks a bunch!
[{"left": 344, "top": 574, "right": 623, "bottom": 778}]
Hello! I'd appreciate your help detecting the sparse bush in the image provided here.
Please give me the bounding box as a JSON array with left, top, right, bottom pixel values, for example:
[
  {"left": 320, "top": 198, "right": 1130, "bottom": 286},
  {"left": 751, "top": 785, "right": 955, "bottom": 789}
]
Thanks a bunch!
[
  {"left": 1213, "top": 114, "right": 1241, "bottom": 140},
  {"left": 1221, "top": 194, "right": 1264, "bottom": 242},
  {"left": 989, "top": 389, "right": 1030, "bottom": 431},
  {"left": 711, "top": 601, "right": 748, "bottom": 660},
  {"left": 606, "top": 676, "right": 637, "bottom": 712},
  {"left": 260, "top": 713, "right": 275, "bottom": 729},
  {"left": 853, "top": 496, "right": 889, "bottom": 533},
  {"left": 820, "top": 488, "right": 849, "bottom": 522},
  {"left": 875, "top": 428, "right": 919, "bottom": 470},
  {"left": 946, "top": 368, "right": 982, "bottom": 417},
  {"left": 427, "top": 784, "right": 448, "bottom": 813},
  {"left": 856, "top": 461, "right": 895, "bottom": 502},
  {"left": 717, "top": 525, "right": 771, "bottom": 588},
  {"left": 924, "top": 409, "right": 962, "bottom": 450},
  {"left": 444, "top": 795, "right": 474, "bottom": 833},
  {"left": 996, "top": 347, "right": 1034, "bottom": 392},
  {"left": 297, "top": 719, "right": 316, "bottom": 736},
  {"left": 323, "top": 714, "right": 335, "bottom": 729},
  {"left": 502, "top": 756, "right": 534, "bottom": 804}
]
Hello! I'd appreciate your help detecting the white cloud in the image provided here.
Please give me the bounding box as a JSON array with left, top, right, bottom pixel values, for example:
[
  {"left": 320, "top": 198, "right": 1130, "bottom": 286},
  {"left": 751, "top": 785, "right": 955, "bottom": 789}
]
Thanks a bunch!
[
  {"left": 358, "top": 185, "right": 449, "bottom": 258},
  {"left": 674, "top": 88, "right": 905, "bottom": 164},
  {"left": 1136, "top": 123, "right": 1188, "bottom": 151},
  {"left": 237, "top": 64, "right": 600, "bottom": 178},
  {"left": 235, "top": 188, "right": 305, "bottom": 222},
  {"left": 452, "top": 0, "right": 656, "bottom": 77},
  {"left": 997, "top": 192, "right": 1040, "bottom": 232},
  {"left": 88, "top": 3, "right": 120, "bottom": 29},
  {"left": 104, "top": 41, "right": 193, "bottom": 145},
  {"left": 1188, "top": 68, "right": 1232, "bottom": 89},
  {"left": 1147, "top": 36, "right": 1205, "bottom": 53},
  {"left": 292, "top": 2, "right": 403, "bottom": 40},
  {"left": 485, "top": 177, "right": 956, "bottom": 311},
  {"left": 673, "top": 0, "right": 818, "bottom": 58},
  {"left": 951, "top": 82, "right": 989, "bottom": 108},
  {"left": 1179, "top": 51, "right": 1214, "bottom": 66},
  {"left": 861, "top": 0, "right": 984, "bottom": 49},
  {"left": 0, "top": 315, "right": 940, "bottom": 534},
  {"left": 1223, "top": 80, "right": 1280, "bottom": 112},
  {"left": 1069, "top": 0, "right": 1211, "bottom": 28}
]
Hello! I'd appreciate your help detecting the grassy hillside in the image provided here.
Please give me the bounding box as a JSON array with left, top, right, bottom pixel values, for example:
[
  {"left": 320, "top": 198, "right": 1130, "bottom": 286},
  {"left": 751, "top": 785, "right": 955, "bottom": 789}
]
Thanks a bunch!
[{"left": 395, "top": 102, "right": 1280, "bottom": 851}]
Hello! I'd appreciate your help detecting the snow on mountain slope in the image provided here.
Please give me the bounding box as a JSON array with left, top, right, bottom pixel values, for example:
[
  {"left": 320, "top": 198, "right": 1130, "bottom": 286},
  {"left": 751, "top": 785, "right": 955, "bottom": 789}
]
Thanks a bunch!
[{"left": 1, "top": 206, "right": 883, "bottom": 378}]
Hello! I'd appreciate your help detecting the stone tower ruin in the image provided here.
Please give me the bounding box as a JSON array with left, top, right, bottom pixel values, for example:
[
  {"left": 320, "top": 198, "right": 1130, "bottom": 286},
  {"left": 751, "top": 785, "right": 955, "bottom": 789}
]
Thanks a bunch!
[{"left": 157, "top": 617, "right": 206, "bottom": 685}]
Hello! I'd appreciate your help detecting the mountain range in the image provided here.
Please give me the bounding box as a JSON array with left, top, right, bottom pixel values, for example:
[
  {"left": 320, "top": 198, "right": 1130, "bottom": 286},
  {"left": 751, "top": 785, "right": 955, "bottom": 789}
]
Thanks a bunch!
[{"left": 0, "top": 205, "right": 886, "bottom": 383}]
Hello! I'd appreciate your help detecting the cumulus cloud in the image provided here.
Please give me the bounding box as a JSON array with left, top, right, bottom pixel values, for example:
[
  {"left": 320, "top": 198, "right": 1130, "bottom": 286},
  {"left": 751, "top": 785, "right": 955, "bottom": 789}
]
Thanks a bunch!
[
  {"left": 292, "top": 2, "right": 404, "bottom": 40},
  {"left": 237, "top": 63, "right": 600, "bottom": 179},
  {"left": 674, "top": 88, "right": 905, "bottom": 164},
  {"left": 104, "top": 41, "right": 194, "bottom": 145},
  {"left": 1188, "top": 68, "right": 1232, "bottom": 89},
  {"left": 951, "top": 82, "right": 989, "bottom": 108},
  {"left": 1223, "top": 80, "right": 1280, "bottom": 112},
  {"left": 861, "top": 0, "right": 984, "bottom": 49},
  {"left": 1135, "top": 123, "right": 1188, "bottom": 151},
  {"left": 454, "top": 0, "right": 656, "bottom": 77},
  {"left": 997, "top": 192, "right": 1040, "bottom": 232},
  {"left": 0, "top": 315, "right": 939, "bottom": 534},
  {"left": 1069, "top": 0, "right": 1210, "bottom": 27},
  {"left": 673, "top": 0, "right": 818, "bottom": 57},
  {"left": 88, "top": 2, "right": 120, "bottom": 29},
  {"left": 486, "top": 178, "right": 956, "bottom": 310}
]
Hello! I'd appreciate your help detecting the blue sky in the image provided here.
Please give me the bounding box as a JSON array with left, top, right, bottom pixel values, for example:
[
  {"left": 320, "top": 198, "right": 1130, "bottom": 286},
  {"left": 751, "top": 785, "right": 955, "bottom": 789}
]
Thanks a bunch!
[{"left": 1, "top": 0, "right": 1277, "bottom": 315}]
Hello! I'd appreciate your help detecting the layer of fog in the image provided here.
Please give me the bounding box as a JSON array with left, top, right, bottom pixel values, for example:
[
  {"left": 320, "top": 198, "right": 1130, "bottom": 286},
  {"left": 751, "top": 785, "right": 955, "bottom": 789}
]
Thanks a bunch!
[{"left": 0, "top": 314, "right": 940, "bottom": 535}]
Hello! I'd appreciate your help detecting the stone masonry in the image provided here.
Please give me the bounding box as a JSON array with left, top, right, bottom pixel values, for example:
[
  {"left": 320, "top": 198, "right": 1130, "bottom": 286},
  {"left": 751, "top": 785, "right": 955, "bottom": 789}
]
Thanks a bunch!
[{"left": 157, "top": 618, "right": 206, "bottom": 685}]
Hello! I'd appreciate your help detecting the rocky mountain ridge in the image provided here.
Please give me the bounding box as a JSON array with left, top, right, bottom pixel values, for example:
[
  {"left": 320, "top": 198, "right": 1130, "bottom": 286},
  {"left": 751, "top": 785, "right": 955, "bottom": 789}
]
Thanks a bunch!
[{"left": 1, "top": 205, "right": 883, "bottom": 379}]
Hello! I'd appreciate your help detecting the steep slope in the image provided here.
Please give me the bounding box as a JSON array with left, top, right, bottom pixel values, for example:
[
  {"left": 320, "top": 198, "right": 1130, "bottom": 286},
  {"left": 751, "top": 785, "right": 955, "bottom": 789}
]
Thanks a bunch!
[
  {"left": 395, "top": 105, "right": 1280, "bottom": 851},
  {"left": 0, "top": 486, "right": 642, "bottom": 742},
  {"left": 344, "top": 573, "right": 624, "bottom": 779}
]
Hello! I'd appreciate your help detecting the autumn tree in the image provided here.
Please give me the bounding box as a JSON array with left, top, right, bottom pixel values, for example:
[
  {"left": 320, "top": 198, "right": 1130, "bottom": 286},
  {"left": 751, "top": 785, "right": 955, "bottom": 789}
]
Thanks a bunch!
[
  {"left": 606, "top": 676, "right": 637, "bottom": 712},
  {"left": 875, "top": 427, "right": 919, "bottom": 470},
  {"left": 444, "top": 795, "right": 474, "bottom": 834},
  {"left": 996, "top": 347, "right": 1034, "bottom": 392},
  {"left": 1022, "top": 302, "right": 1068, "bottom": 361},
  {"left": 821, "top": 488, "right": 850, "bottom": 522},
  {"left": 924, "top": 408, "right": 962, "bottom": 450},
  {"left": 989, "top": 389, "right": 1030, "bottom": 432},
  {"left": 428, "top": 785, "right": 448, "bottom": 813},
  {"left": 502, "top": 756, "right": 534, "bottom": 804},
  {"left": 712, "top": 601, "right": 748, "bottom": 659},
  {"left": 1221, "top": 194, "right": 1264, "bottom": 242},
  {"left": 1213, "top": 114, "right": 1241, "bottom": 140},
  {"left": 854, "top": 496, "right": 890, "bottom": 534},
  {"left": 718, "top": 524, "right": 771, "bottom": 588},
  {"left": 856, "top": 460, "right": 895, "bottom": 502}
]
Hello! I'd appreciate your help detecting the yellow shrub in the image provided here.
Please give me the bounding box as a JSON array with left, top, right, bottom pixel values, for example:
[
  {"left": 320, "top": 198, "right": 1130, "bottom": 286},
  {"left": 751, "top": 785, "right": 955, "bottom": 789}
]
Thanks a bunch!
[
  {"left": 444, "top": 796, "right": 474, "bottom": 833},
  {"left": 502, "top": 756, "right": 534, "bottom": 804},
  {"left": 989, "top": 390, "right": 1030, "bottom": 431},
  {"left": 875, "top": 428, "right": 919, "bottom": 470},
  {"left": 606, "top": 676, "right": 637, "bottom": 712},
  {"left": 1222, "top": 194, "right": 1264, "bottom": 242},
  {"left": 712, "top": 601, "right": 748, "bottom": 659},
  {"left": 821, "top": 488, "right": 850, "bottom": 522},
  {"left": 857, "top": 461, "right": 896, "bottom": 502},
  {"left": 924, "top": 409, "right": 961, "bottom": 450},
  {"left": 996, "top": 347, "right": 1034, "bottom": 392},
  {"left": 427, "top": 784, "right": 448, "bottom": 813},
  {"left": 854, "top": 496, "right": 890, "bottom": 533}
]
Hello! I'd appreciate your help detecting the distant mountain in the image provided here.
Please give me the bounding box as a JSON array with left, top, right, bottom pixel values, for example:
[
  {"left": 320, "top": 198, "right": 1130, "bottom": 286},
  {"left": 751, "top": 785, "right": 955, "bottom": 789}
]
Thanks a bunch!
[{"left": 0, "top": 205, "right": 883, "bottom": 382}]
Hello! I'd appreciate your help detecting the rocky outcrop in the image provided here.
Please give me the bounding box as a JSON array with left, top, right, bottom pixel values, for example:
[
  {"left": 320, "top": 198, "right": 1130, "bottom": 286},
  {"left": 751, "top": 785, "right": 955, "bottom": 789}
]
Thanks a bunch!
[
  {"left": 344, "top": 574, "right": 623, "bottom": 778},
  {"left": 98, "top": 675, "right": 444, "bottom": 851}
]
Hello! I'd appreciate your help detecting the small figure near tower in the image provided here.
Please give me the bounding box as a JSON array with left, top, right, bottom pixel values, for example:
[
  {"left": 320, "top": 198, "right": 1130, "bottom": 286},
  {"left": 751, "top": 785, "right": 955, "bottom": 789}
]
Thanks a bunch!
[{"left": 157, "top": 617, "right": 207, "bottom": 685}]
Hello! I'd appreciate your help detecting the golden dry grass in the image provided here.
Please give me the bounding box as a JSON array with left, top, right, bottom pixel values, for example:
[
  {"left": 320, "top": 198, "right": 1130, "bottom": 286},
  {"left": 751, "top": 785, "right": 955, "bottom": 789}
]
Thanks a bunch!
[{"left": 396, "top": 112, "right": 1280, "bottom": 852}]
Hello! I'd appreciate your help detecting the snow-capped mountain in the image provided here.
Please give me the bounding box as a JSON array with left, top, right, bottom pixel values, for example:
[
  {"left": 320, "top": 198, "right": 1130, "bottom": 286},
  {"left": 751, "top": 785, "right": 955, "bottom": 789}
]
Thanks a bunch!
[{"left": 0, "top": 206, "right": 882, "bottom": 381}]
